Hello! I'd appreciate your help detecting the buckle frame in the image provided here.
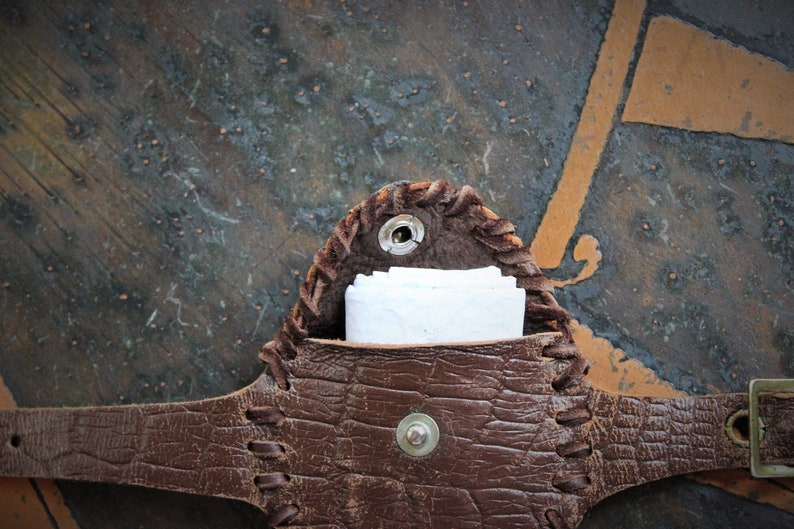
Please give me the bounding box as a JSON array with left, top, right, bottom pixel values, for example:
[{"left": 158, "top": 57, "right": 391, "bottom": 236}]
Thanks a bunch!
[{"left": 749, "top": 378, "right": 794, "bottom": 478}]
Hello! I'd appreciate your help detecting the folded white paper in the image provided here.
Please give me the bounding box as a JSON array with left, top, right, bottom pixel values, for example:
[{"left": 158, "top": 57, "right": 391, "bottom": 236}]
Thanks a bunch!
[{"left": 344, "top": 266, "right": 526, "bottom": 344}]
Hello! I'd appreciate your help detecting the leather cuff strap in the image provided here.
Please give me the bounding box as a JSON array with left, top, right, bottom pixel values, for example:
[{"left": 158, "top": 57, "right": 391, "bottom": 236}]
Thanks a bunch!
[
  {"left": 589, "top": 388, "right": 794, "bottom": 504},
  {"left": 1, "top": 338, "right": 793, "bottom": 528}
]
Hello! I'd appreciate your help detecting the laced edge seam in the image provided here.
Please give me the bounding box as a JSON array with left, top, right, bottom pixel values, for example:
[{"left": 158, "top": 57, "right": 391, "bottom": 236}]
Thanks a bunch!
[{"left": 253, "top": 179, "right": 592, "bottom": 527}]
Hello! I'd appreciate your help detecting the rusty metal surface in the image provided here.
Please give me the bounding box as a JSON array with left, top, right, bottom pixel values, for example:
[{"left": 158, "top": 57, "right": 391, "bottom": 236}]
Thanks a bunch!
[{"left": 0, "top": 0, "right": 792, "bottom": 527}]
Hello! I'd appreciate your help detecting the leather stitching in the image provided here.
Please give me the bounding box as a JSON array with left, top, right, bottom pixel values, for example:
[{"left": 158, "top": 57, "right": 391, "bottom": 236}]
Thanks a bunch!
[
  {"left": 262, "top": 180, "right": 572, "bottom": 367},
  {"left": 256, "top": 180, "right": 589, "bottom": 527}
]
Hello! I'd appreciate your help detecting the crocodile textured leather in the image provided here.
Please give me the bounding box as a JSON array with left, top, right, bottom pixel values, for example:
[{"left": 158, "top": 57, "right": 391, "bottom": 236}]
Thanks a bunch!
[{"left": 0, "top": 181, "right": 792, "bottom": 528}]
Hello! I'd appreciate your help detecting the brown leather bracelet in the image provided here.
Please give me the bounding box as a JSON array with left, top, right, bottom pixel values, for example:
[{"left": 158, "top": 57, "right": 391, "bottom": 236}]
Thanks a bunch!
[
  {"left": 1, "top": 181, "right": 792, "bottom": 528},
  {"left": 2, "top": 337, "right": 792, "bottom": 528}
]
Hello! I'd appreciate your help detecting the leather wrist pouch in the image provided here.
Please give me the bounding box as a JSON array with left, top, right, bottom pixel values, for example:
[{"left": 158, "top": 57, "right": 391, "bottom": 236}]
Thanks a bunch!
[{"left": 1, "top": 180, "right": 792, "bottom": 528}]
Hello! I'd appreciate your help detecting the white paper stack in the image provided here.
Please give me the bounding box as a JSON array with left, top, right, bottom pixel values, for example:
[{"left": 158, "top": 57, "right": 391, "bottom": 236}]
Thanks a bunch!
[{"left": 344, "top": 266, "right": 526, "bottom": 344}]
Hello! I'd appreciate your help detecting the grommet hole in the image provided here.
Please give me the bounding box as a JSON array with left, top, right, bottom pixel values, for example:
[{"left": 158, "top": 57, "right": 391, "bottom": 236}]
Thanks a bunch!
[
  {"left": 732, "top": 415, "right": 749, "bottom": 440},
  {"left": 725, "top": 409, "right": 751, "bottom": 447},
  {"left": 378, "top": 215, "right": 425, "bottom": 255},
  {"left": 391, "top": 225, "right": 413, "bottom": 244}
]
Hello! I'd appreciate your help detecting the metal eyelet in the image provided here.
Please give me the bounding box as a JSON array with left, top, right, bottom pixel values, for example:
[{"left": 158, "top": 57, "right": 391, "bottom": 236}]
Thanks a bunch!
[
  {"left": 378, "top": 215, "right": 425, "bottom": 255},
  {"left": 725, "top": 408, "right": 750, "bottom": 448}
]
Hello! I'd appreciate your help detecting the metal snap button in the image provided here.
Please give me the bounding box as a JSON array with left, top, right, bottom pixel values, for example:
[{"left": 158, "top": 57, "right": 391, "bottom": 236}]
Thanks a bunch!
[{"left": 396, "top": 412, "right": 439, "bottom": 457}]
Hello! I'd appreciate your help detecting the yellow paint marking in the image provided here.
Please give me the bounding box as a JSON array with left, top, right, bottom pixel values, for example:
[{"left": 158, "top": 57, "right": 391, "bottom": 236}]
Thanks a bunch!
[
  {"left": 531, "top": 0, "right": 646, "bottom": 270},
  {"left": 0, "top": 376, "right": 80, "bottom": 529},
  {"left": 623, "top": 16, "right": 794, "bottom": 144},
  {"left": 528, "top": 1, "right": 794, "bottom": 504},
  {"left": 572, "top": 319, "right": 682, "bottom": 398},
  {"left": 552, "top": 235, "right": 602, "bottom": 288}
]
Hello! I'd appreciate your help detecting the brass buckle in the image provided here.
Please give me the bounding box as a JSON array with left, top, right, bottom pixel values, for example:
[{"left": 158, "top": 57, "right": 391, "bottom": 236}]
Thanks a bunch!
[{"left": 749, "top": 379, "right": 794, "bottom": 478}]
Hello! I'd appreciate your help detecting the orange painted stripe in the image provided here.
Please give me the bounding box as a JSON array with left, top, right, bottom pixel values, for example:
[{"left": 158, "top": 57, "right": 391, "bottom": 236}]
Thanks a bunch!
[
  {"left": 571, "top": 320, "right": 683, "bottom": 398},
  {"left": 623, "top": 16, "right": 794, "bottom": 144},
  {"left": 531, "top": 0, "right": 646, "bottom": 269}
]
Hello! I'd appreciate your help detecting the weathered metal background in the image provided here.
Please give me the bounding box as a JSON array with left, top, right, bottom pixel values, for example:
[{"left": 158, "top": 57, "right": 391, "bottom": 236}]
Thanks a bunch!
[{"left": 1, "top": 0, "right": 792, "bottom": 527}]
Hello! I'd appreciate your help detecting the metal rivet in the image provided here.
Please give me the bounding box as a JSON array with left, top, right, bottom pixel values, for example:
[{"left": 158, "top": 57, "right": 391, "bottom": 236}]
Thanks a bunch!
[
  {"left": 405, "top": 423, "right": 428, "bottom": 446},
  {"left": 378, "top": 215, "right": 425, "bottom": 255},
  {"left": 396, "top": 412, "right": 439, "bottom": 457}
]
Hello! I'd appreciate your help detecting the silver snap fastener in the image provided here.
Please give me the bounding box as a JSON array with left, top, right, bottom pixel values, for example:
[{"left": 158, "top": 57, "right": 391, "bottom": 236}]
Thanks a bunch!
[
  {"left": 405, "top": 423, "right": 428, "bottom": 446},
  {"left": 378, "top": 215, "right": 425, "bottom": 255},
  {"left": 396, "top": 412, "right": 439, "bottom": 457}
]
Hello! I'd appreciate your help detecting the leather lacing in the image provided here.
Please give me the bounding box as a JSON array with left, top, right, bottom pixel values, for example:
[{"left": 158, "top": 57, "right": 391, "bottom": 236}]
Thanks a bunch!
[
  {"left": 543, "top": 342, "right": 590, "bottom": 391},
  {"left": 254, "top": 180, "right": 592, "bottom": 527},
  {"left": 259, "top": 180, "right": 571, "bottom": 373},
  {"left": 545, "top": 508, "right": 573, "bottom": 529},
  {"left": 245, "top": 403, "right": 293, "bottom": 526},
  {"left": 543, "top": 341, "right": 593, "bottom": 529},
  {"left": 244, "top": 412, "right": 298, "bottom": 527},
  {"left": 246, "top": 406, "right": 285, "bottom": 425},
  {"left": 265, "top": 505, "right": 300, "bottom": 528}
]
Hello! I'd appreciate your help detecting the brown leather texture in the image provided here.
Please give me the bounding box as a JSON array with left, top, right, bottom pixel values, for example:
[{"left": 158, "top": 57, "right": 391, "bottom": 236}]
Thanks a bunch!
[
  {"left": 0, "top": 378, "right": 281, "bottom": 509},
  {"left": 761, "top": 393, "right": 794, "bottom": 465},
  {"left": 276, "top": 334, "right": 573, "bottom": 528},
  {"left": 1, "top": 181, "right": 792, "bottom": 528},
  {"left": 3, "top": 336, "right": 792, "bottom": 528},
  {"left": 589, "top": 392, "right": 747, "bottom": 501}
]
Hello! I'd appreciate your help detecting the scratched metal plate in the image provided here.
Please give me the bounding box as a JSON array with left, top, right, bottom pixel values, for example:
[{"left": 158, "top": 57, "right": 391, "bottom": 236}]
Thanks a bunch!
[{"left": 0, "top": 1, "right": 792, "bottom": 528}]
